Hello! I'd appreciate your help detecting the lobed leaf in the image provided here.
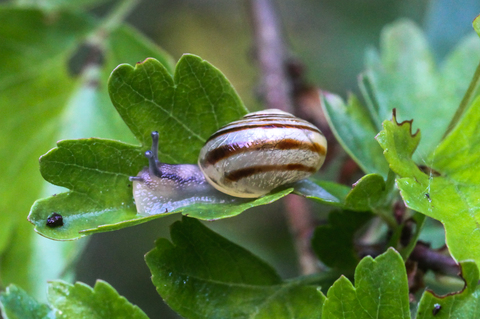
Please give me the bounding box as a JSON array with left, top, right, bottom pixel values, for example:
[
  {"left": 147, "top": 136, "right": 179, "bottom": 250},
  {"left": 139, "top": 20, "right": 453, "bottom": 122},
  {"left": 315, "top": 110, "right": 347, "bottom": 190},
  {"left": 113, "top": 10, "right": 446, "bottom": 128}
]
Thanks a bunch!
[
  {"left": 416, "top": 261, "right": 480, "bottom": 318},
  {"left": 146, "top": 217, "right": 325, "bottom": 319},
  {"left": 364, "top": 20, "right": 480, "bottom": 159},
  {"left": 323, "top": 19, "right": 480, "bottom": 178},
  {"left": 0, "top": 285, "right": 53, "bottom": 319},
  {"left": 322, "top": 248, "right": 411, "bottom": 319},
  {"left": 0, "top": 281, "right": 149, "bottom": 319},
  {"left": 377, "top": 98, "right": 480, "bottom": 266},
  {"left": 47, "top": 280, "right": 148, "bottom": 319},
  {"left": 29, "top": 55, "right": 347, "bottom": 240},
  {"left": 108, "top": 55, "right": 248, "bottom": 164}
]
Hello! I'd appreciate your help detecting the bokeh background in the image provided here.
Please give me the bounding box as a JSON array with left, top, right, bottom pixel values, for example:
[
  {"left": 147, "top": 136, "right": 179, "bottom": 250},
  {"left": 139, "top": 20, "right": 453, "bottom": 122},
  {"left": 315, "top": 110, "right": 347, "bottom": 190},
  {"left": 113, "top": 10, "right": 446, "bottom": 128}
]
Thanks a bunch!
[{"left": 2, "top": 0, "right": 480, "bottom": 318}]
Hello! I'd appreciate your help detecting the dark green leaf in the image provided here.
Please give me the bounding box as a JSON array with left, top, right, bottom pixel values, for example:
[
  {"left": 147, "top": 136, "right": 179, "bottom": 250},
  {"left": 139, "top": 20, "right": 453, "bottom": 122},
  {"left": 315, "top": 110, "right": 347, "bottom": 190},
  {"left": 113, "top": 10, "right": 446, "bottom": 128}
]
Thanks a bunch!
[
  {"left": 312, "top": 210, "right": 372, "bottom": 272},
  {"left": 0, "top": 285, "right": 52, "bottom": 319},
  {"left": 146, "top": 217, "right": 325, "bottom": 319},
  {"left": 28, "top": 55, "right": 249, "bottom": 239},
  {"left": 293, "top": 179, "right": 347, "bottom": 207},
  {"left": 322, "top": 92, "right": 389, "bottom": 177},
  {"left": 29, "top": 52, "right": 348, "bottom": 240},
  {"left": 29, "top": 139, "right": 143, "bottom": 240},
  {"left": 47, "top": 280, "right": 148, "bottom": 319},
  {"left": 108, "top": 55, "right": 248, "bottom": 164},
  {"left": 28, "top": 137, "right": 295, "bottom": 240},
  {"left": 416, "top": 261, "right": 480, "bottom": 318},
  {"left": 322, "top": 248, "right": 410, "bottom": 319},
  {"left": 344, "top": 173, "right": 394, "bottom": 212}
]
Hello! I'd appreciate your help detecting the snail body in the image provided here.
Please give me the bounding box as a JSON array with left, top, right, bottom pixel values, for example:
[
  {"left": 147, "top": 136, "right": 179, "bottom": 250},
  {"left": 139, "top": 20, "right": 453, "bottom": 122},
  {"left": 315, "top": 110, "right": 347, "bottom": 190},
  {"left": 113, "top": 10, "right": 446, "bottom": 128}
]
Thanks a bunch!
[{"left": 131, "top": 109, "right": 327, "bottom": 215}]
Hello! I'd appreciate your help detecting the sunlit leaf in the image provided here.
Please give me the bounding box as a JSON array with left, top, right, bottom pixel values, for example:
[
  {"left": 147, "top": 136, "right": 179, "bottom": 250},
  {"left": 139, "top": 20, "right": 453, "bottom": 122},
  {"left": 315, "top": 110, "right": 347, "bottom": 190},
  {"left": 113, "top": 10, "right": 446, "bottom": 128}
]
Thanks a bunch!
[
  {"left": 377, "top": 98, "right": 480, "bottom": 266},
  {"left": 416, "top": 261, "right": 480, "bottom": 318}
]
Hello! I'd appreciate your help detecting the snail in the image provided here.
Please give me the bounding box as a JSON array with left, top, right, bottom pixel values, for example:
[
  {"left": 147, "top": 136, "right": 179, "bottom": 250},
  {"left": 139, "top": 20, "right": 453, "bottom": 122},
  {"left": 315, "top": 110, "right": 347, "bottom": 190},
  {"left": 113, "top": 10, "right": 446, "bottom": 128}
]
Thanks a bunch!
[{"left": 130, "top": 109, "right": 327, "bottom": 215}]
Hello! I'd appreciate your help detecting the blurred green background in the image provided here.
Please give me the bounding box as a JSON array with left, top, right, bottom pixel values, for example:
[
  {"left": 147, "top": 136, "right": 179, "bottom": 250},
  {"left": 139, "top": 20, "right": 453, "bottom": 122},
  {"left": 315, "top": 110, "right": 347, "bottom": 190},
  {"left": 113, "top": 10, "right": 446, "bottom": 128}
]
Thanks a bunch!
[{"left": 1, "top": 0, "right": 480, "bottom": 318}]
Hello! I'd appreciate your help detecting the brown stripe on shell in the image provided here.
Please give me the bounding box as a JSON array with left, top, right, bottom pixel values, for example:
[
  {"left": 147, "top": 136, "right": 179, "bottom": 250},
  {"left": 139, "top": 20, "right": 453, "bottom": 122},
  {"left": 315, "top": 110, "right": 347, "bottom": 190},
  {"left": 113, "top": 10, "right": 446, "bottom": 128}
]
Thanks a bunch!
[
  {"left": 207, "top": 122, "right": 323, "bottom": 142},
  {"left": 203, "top": 138, "right": 326, "bottom": 166},
  {"left": 224, "top": 164, "right": 317, "bottom": 182}
]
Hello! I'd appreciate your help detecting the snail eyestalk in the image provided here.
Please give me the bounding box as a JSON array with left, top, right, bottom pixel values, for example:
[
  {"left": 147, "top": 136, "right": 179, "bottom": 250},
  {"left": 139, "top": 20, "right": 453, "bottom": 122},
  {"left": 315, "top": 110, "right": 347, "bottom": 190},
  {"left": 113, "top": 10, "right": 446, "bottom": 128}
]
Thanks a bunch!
[
  {"left": 145, "top": 150, "right": 162, "bottom": 178},
  {"left": 150, "top": 131, "right": 160, "bottom": 166}
]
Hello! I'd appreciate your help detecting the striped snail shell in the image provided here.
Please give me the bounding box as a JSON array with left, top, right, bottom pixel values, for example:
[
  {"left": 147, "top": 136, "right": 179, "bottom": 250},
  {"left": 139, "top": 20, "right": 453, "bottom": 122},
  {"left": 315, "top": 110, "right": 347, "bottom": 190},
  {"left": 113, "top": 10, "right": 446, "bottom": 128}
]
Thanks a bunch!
[
  {"left": 198, "top": 109, "right": 327, "bottom": 198},
  {"left": 130, "top": 109, "right": 327, "bottom": 215}
]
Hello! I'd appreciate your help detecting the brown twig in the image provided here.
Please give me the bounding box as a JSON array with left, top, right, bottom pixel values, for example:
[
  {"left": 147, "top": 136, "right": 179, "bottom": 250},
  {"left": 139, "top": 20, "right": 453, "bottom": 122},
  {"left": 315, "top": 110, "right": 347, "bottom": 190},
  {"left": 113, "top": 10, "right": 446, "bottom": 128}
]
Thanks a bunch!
[
  {"left": 247, "top": 0, "right": 318, "bottom": 274},
  {"left": 248, "top": 0, "right": 293, "bottom": 113},
  {"left": 409, "top": 242, "right": 460, "bottom": 276}
]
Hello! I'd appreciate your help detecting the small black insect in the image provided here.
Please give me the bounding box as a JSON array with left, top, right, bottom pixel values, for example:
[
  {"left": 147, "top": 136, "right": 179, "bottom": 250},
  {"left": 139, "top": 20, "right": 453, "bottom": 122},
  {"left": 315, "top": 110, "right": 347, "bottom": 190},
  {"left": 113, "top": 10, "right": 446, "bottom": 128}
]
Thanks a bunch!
[
  {"left": 46, "top": 213, "right": 64, "bottom": 228},
  {"left": 425, "top": 193, "right": 431, "bottom": 202},
  {"left": 432, "top": 303, "right": 441, "bottom": 315}
]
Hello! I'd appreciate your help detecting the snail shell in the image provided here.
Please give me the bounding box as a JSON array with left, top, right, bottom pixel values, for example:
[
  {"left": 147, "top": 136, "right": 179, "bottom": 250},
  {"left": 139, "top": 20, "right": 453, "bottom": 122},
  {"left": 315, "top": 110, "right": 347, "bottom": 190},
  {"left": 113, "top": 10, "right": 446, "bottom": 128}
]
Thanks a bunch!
[
  {"left": 198, "top": 109, "right": 327, "bottom": 197},
  {"left": 130, "top": 109, "right": 327, "bottom": 215}
]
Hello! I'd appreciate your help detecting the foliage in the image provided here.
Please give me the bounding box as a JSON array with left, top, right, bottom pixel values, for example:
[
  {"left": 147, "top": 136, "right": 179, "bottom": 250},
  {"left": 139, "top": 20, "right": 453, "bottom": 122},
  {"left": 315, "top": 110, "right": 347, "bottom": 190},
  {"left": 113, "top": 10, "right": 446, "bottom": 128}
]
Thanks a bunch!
[
  {"left": 2, "top": 1, "right": 480, "bottom": 318},
  {"left": 0, "top": 280, "right": 148, "bottom": 319},
  {"left": 4, "top": 222, "right": 480, "bottom": 318}
]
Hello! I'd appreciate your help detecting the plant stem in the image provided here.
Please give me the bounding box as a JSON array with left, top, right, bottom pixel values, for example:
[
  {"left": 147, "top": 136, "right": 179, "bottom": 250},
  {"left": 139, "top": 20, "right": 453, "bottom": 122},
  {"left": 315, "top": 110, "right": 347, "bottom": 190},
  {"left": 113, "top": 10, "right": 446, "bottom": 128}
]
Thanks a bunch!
[
  {"left": 90, "top": 0, "right": 141, "bottom": 44},
  {"left": 442, "top": 59, "right": 480, "bottom": 139},
  {"left": 284, "top": 195, "right": 318, "bottom": 274},
  {"left": 247, "top": 0, "right": 318, "bottom": 275},
  {"left": 248, "top": 0, "right": 293, "bottom": 113},
  {"left": 410, "top": 242, "right": 459, "bottom": 276}
]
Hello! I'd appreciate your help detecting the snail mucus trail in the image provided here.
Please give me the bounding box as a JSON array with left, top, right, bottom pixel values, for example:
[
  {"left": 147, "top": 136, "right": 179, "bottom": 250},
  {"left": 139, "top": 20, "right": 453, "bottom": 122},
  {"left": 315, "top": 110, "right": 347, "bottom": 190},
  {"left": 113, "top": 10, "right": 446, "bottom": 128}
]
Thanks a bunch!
[{"left": 130, "top": 109, "right": 327, "bottom": 215}]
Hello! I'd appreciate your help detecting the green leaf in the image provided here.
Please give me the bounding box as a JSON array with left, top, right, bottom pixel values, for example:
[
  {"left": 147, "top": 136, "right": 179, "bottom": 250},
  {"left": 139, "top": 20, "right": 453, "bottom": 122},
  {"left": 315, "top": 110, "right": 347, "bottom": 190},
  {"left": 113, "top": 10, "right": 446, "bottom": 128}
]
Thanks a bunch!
[
  {"left": 0, "top": 281, "right": 150, "bottom": 319},
  {"left": 344, "top": 172, "right": 395, "bottom": 212},
  {"left": 312, "top": 210, "right": 372, "bottom": 272},
  {"left": 145, "top": 217, "right": 325, "bottom": 319},
  {"left": 377, "top": 98, "right": 480, "bottom": 267},
  {"left": 416, "top": 261, "right": 480, "bottom": 318},
  {"left": 322, "top": 248, "right": 410, "bottom": 319},
  {"left": 364, "top": 20, "right": 480, "bottom": 160},
  {"left": 30, "top": 56, "right": 315, "bottom": 240},
  {"left": 324, "top": 20, "right": 480, "bottom": 178},
  {"left": 0, "top": 6, "right": 174, "bottom": 294},
  {"left": 47, "top": 280, "right": 148, "bottom": 319},
  {"left": 0, "top": 7, "right": 96, "bottom": 296},
  {"left": 108, "top": 55, "right": 248, "bottom": 164},
  {"left": 293, "top": 179, "right": 348, "bottom": 207},
  {"left": 28, "top": 139, "right": 144, "bottom": 240},
  {"left": 322, "top": 92, "right": 389, "bottom": 177},
  {"left": 0, "top": 285, "right": 52, "bottom": 319}
]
